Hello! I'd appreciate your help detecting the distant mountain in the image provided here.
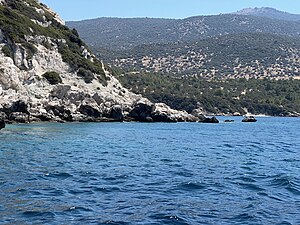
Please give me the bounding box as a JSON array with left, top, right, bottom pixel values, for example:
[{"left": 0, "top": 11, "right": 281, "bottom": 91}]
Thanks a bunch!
[
  {"left": 67, "top": 10, "right": 300, "bottom": 116},
  {"left": 234, "top": 7, "right": 300, "bottom": 22},
  {"left": 108, "top": 33, "right": 300, "bottom": 79},
  {"left": 67, "top": 14, "right": 300, "bottom": 51}
]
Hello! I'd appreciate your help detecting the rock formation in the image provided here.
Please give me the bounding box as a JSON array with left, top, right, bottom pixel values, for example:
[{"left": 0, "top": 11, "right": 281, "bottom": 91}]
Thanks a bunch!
[
  {"left": 242, "top": 116, "right": 257, "bottom": 122},
  {"left": 0, "top": 0, "right": 196, "bottom": 123},
  {"left": 191, "top": 109, "right": 219, "bottom": 123},
  {"left": 128, "top": 102, "right": 197, "bottom": 122},
  {"left": 0, "top": 113, "right": 5, "bottom": 129}
]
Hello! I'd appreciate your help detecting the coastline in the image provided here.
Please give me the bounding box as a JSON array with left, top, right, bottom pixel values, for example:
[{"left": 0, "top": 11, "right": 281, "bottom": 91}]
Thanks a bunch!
[{"left": 1, "top": 114, "right": 299, "bottom": 127}]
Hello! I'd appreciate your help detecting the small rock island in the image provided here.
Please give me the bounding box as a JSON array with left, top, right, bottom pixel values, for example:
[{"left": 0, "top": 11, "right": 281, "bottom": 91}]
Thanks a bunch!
[{"left": 242, "top": 116, "right": 257, "bottom": 122}]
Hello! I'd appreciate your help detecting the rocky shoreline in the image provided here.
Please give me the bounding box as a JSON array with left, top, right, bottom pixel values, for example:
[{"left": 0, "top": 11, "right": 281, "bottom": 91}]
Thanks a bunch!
[
  {"left": 0, "top": 100, "right": 200, "bottom": 125},
  {"left": 1, "top": 99, "right": 297, "bottom": 128},
  {"left": 0, "top": 99, "right": 235, "bottom": 125}
]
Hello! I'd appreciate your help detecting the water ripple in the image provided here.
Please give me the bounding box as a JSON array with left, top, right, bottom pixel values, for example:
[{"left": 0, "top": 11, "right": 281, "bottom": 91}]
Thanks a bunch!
[{"left": 0, "top": 118, "right": 299, "bottom": 224}]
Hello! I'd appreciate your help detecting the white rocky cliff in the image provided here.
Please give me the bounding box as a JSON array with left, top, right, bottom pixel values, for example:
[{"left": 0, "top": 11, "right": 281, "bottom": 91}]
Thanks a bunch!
[{"left": 0, "top": 0, "right": 196, "bottom": 123}]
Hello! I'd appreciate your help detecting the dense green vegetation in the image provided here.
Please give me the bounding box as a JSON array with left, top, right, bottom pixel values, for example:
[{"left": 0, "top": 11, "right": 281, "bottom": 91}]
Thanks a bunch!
[
  {"left": 0, "top": 0, "right": 106, "bottom": 84},
  {"left": 77, "top": 67, "right": 94, "bottom": 83},
  {"left": 43, "top": 71, "right": 62, "bottom": 85},
  {"left": 1, "top": 45, "right": 13, "bottom": 58},
  {"left": 115, "top": 71, "right": 300, "bottom": 116}
]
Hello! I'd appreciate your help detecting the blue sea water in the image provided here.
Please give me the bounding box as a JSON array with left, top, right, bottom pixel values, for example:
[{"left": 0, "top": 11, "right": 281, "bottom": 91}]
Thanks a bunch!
[{"left": 0, "top": 117, "right": 299, "bottom": 225}]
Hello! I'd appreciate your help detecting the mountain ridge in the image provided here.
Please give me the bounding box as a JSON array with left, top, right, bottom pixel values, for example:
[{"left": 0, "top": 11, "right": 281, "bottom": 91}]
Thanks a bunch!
[
  {"left": 67, "top": 12, "right": 300, "bottom": 52},
  {"left": 234, "top": 7, "right": 300, "bottom": 22}
]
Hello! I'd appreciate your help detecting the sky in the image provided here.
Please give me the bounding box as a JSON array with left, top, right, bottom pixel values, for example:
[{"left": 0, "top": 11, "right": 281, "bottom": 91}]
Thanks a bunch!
[{"left": 40, "top": 0, "right": 300, "bottom": 21}]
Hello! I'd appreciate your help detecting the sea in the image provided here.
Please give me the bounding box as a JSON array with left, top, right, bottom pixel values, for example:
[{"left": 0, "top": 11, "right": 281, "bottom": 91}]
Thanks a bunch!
[{"left": 0, "top": 117, "right": 299, "bottom": 225}]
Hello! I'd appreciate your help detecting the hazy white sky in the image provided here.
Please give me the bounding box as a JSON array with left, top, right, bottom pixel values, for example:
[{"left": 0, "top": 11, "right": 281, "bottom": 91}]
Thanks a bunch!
[{"left": 40, "top": 0, "right": 300, "bottom": 21}]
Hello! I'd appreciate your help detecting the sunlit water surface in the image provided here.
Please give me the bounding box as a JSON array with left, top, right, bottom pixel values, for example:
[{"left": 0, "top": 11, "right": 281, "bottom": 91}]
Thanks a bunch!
[{"left": 0, "top": 117, "right": 299, "bottom": 224}]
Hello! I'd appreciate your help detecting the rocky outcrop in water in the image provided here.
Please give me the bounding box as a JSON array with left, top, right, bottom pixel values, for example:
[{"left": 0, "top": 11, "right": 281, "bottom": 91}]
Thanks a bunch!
[
  {"left": 128, "top": 102, "right": 197, "bottom": 122},
  {"left": 199, "top": 116, "right": 219, "bottom": 123},
  {"left": 242, "top": 116, "right": 257, "bottom": 122},
  {"left": 191, "top": 109, "right": 219, "bottom": 123}
]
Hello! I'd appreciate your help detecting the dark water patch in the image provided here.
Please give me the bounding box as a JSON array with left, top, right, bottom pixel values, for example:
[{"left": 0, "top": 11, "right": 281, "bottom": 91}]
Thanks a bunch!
[
  {"left": 22, "top": 211, "right": 55, "bottom": 219},
  {"left": 286, "top": 185, "right": 300, "bottom": 195},
  {"left": 150, "top": 214, "right": 189, "bottom": 225},
  {"left": 161, "top": 158, "right": 173, "bottom": 163},
  {"left": 268, "top": 174, "right": 298, "bottom": 190},
  {"left": 28, "top": 190, "right": 43, "bottom": 197},
  {"left": 232, "top": 212, "right": 256, "bottom": 221},
  {"left": 242, "top": 203, "right": 255, "bottom": 210},
  {"left": 103, "top": 174, "right": 129, "bottom": 181},
  {"left": 65, "top": 206, "right": 93, "bottom": 213},
  {"left": 282, "top": 158, "right": 300, "bottom": 163},
  {"left": 277, "top": 221, "right": 293, "bottom": 225},
  {"left": 47, "top": 189, "right": 65, "bottom": 197},
  {"left": 93, "top": 186, "right": 121, "bottom": 193},
  {"left": 68, "top": 189, "right": 94, "bottom": 195},
  {"left": 173, "top": 169, "right": 194, "bottom": 178},
  {"left": 257, "top": 192, "right": 284, "bottom": 202},
  {"left": 236, "top": 176, "right": 257, "bottom": 183},
  {"left": 45, "top": 172, "right": 73, "bottom": 180},
  {"left": 98, "top": 221, "right": 131, "bottom": 225},
  {"left": 237, "top": 182, "right": 265, "bottom": 192},
  {"left": 223, "top": 143, "right": 235, "bottom": 149},
  {"left": 240, "top": 165, "right": 253, "bottom": 171},
  {"left": 176, "top": 182, "right": 206, "bottom": 191},
  {"left": 242, "top": 161, "right": 258, "bottom": 166},
  {"left": 10, "top": 188, "right": 27, "bottom": 194}
]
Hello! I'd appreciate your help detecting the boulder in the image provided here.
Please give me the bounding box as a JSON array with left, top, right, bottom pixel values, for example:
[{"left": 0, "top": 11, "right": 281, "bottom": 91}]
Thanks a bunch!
[
  {"left": 191, "top": 109, "right": 208, "bottom": 121},
  {"left": 9, "top": 112, "right": 29, "bottom": 123},
  {"left": 79, "top": 105, "right": 101, "bottom": 118},
  {"left": 242, "top": 116, "right": 257, "bottom": 122},
  {"left": 151, "top": 103, "right": 178, "bottom": 122},
  {"left": 128, "top": 102, "right": 197, "bottom": 122},
  {"left": 7, "top": 100, "right": 29, "bottom": 114},
  {"left": 46, "top": 105, "right": 73, "bottom": 121},
  {"left": 109, "top": 105, "right": 124, "bottom": 121},
  {"left": 0, "top": 119, "right": 5, "bottom": 130},
  {"left": 33, "top": 114, "right": 53, "bottom": 122},
  {"left": 1, "top": 101, "right": 30, "bottom": 123},
  {"left": 128, "top": 102, "right": 153, "bottom": 122},
  {"left": 199, "top": 116, "right": 219, "bottom": 123},
  {"left": 51, "top": 85, "right": 71, "bottom": 99}
]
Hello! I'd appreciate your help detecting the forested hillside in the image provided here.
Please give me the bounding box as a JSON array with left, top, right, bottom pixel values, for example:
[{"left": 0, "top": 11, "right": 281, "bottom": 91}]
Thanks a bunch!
[
  {"left": 68, "top": 14, "right": 300, "bottom": 51},
  {"left": 107, "top": 33, "right": 300, "bottom": 79},
  {"left": 114, "top": 71, "right": 300, "bottom": 116},
  {"left": 67, "top": 9, "right": 300, "bottom": 116}
]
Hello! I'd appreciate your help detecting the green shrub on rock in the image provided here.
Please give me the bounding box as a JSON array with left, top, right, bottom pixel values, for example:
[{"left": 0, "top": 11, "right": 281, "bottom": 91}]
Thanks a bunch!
[
  {"left": 77, "top": 67, "right": 94, "bottom": 83},
  {"left": 2, "top": 45, "right": 13, "bottom": 58},
  {"left": 43, "top": 71, "right": 62, "bottom": 85}
]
